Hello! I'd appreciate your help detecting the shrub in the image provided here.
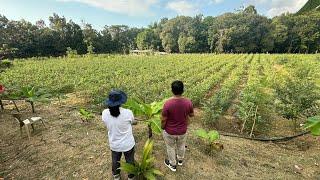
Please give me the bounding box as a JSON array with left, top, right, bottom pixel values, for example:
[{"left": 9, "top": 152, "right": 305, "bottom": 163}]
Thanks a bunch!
[
  {"left": 272, "top": 61, "right": 320, "bottom": 121},
  {"left": 66, "top": 47, "right": 78, "bottom": 58},
  {"left": 0, "top": 60, "right": 13, "bottom": 69}
]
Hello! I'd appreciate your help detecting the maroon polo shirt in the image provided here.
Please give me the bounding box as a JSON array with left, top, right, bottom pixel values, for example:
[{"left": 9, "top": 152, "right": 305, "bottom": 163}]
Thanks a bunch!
[{"left": 162, "top": 97, "right": 194, "bottom": 135}]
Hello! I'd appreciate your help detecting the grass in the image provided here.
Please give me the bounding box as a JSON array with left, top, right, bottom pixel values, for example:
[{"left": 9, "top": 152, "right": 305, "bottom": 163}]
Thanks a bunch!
[{"left": 1, "top": 99, "right": 320, "bottom": 179}]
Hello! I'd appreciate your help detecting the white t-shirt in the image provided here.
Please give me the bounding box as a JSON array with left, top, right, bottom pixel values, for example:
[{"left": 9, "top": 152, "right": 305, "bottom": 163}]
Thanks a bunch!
[{"left": 102, "top": 107, "right": 135, "bottom": 152}]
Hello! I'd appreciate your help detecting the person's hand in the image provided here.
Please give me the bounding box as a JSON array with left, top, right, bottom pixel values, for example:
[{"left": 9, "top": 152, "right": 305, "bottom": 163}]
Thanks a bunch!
[{"left": 132, "top": 120, "right": 138, "bottom": 125}]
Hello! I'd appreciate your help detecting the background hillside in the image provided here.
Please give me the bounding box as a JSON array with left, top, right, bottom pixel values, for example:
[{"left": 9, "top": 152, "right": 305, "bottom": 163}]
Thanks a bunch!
[{"left": 297, "top": 0, "right": 320, "bottom": 14}]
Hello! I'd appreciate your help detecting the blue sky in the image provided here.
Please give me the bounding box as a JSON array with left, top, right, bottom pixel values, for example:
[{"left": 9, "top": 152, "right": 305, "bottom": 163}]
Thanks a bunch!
[{"left": 0, "top": 0, "right": 307, "bottom": 30}]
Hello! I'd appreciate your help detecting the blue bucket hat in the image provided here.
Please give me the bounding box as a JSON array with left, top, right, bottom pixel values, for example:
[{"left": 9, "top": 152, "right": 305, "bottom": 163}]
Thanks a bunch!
[{"left": 105, "top": 90, "right": 127, "bottom": 107}]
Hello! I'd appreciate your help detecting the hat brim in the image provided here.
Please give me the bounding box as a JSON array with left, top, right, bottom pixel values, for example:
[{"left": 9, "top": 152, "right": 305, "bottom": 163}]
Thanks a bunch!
[{"left": 105, "top": 90, "right": 127, "bottom": 107}]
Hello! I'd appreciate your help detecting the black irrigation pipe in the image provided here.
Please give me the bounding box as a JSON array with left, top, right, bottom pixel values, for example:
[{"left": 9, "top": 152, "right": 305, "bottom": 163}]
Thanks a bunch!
[{"left": 219, "top": 131, "right": 310, "bottom": 142}]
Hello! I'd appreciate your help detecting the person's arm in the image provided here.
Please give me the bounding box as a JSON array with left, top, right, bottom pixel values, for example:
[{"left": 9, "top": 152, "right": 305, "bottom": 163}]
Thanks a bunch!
[
  {"left": 187, "top": 102, "right": 194, "bottom": 126},
  {"left": 161, "top": 115, "right": 167, "bottom": 129},
  {"left": 129, "top": 111, "right": 138, "bottom": 125},
  {"left": 161, "top": 103, "right": 168, "bottom": 129},
  {"left": 132, "top": 119, "right": 138, "bottom": 125}
]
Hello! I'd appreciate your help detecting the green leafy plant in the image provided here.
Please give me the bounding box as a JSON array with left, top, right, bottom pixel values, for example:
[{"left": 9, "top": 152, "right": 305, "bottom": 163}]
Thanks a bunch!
[
  {"left": 238, "top": 80, "right": 274, "bottom": 136},
  {"left": 120, "top": 139, "right": 163, "bottom": 180},
  {"left": 0, "top": 60, "right": 13, "bottom": 69},
  {"left": 79, "top": 108, "right": 95, "bottom": 122},
  {"left": 272, "top": 62, "right": 320, "bottom": 129},
  {"left": 0, "top": 85, "right": 21, "bottom": 112},
  {"left": 124, "top": 98, "right": 166, "bottom": 138},
  {"left": 194, "top": 129, "right": 223, "bottom": 151},
  {"left": 304, "top": 116, "right": 320, "bottom": 136},
  {"left": 20, "top": 86, "right": 51, "bottom": 113}
]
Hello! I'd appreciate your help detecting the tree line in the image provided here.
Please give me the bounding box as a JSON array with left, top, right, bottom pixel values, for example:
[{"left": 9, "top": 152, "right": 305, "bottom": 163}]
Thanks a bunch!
[{"left": 0, "top": 6, "right": 320, "bottom": 59}]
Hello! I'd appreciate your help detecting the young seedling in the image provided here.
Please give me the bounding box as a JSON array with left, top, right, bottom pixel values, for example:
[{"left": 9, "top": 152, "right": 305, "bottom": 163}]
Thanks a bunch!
[
  {"left": 79, "top": 108, "right": 95, "bottom": 122},
  {"left": 120, "top": 139, "right": 163, "bottom": 180},
  {"left": 194, "top": 128, "right": 223, "bottom": 151}
]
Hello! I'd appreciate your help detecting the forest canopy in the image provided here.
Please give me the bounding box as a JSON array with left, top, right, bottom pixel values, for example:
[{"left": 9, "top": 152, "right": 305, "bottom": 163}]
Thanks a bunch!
[{"left": 1, "top": 5, "right": 320, "bottom": 59}]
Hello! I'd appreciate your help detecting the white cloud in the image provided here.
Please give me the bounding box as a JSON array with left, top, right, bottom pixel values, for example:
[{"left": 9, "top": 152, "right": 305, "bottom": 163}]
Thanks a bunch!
[
  {"left": 266, "top": 0, "right": 308, "bottom": 17},
  {"left": 57, "top": 0, "right": 158, "bottom": 16},
  {"left": 212, "top": 0, "right": 224, "bottom": 4},
  {"left": 245, "top": 0, "right": 308, "bottom": 17},
  {"left": 166, "top": 0, "right": 200, "bottom": 16}
]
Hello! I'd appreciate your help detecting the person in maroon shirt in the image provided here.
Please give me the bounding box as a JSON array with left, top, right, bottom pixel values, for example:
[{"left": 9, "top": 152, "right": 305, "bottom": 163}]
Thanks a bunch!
[{"left": 161, "top": 80, "right": 194, "bottom": 172}]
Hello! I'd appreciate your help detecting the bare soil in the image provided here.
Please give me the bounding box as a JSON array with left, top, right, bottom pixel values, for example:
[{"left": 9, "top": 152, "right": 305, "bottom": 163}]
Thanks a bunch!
[{"left": 1, "top": 99, "right": 320, "bottom": 180}]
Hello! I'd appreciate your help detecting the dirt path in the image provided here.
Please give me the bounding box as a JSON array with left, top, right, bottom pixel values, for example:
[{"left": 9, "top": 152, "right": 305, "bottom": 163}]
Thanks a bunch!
[{"left": 1, "top": 101, "right": 320, "bottom": 179}]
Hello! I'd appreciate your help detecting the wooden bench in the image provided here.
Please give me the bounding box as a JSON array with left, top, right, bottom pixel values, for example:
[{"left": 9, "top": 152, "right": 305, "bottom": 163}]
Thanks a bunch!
[{"left": 12, "top": 113, "right": 46, "bottom": 140}]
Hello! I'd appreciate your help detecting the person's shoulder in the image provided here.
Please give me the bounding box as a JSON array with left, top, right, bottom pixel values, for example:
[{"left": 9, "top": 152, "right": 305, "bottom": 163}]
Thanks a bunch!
[
  {"left": 121, "top": 108, "right": 134, "bottom": 115},
  {"left": 102, "top": 109, "right": 110, "bottom": 121},
  {"left": 102, "top": 109, "right": 110, "bottom": 115},
  {"left": 165, "top": 97, "right": 177, "bottom": 103},
  {"left": 164, "top": 98, "right": 175, "bottom": 106},
  {"left": 183, "top": 97, "right": 193, "bottom": 105}
]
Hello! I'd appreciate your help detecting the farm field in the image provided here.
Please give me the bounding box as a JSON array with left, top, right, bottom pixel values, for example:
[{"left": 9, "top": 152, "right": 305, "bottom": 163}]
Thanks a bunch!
[{"left": 1, "top": 54, "right": 320, "bottom": 179}]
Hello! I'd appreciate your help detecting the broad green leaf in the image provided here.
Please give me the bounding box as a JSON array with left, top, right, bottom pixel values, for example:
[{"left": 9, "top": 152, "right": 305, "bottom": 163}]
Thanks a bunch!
[
  {"left": 150, "top": 100, "right": 165, "bottom": 115},
  {"left": 142, "top": 140, "right": 153, "bottom": 162},
  {"left": 142, "top": 103, "right": 153, "bottom": 117},
  {"left": 145, "top": 157, "right": 155, "bottom": 165},
  {"left": 151, "top": 169, "right": 164, "bottom": 176},
  {"left": 144, "top": 170, "right": 156, "bottom": 180},
  {"left": 149, "top": 117, "right": 162, "bottom": 135},
  {"left": 194, "top": 129, "right": 208, "bottom": 139},
  {"left": 208, "top": 130, "right": 220, "bottom": 142},
  {"left": 124, "top": 98, "right": 144, "bottom": 116},
  {"left": 304, "top": 116, "right": 320, "bottom": 136},
  {"left": 119, "top": 161, "right": 137, "bottom": 174}
]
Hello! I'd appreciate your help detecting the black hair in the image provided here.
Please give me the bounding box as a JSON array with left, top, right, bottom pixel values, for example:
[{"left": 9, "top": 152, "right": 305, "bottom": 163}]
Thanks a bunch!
[
  {"left": 109, "top": 105, "right": 120, "bottom": 117},
  {"left": 171, "top": 80, "right": 184, "bottom": 95}
]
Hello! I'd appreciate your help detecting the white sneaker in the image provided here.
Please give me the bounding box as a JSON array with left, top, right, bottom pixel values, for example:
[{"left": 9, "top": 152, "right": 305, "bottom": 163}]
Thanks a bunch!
[
  {"left": 113, "top": 174, "right": 120, "bottom": 180},
  {"left": 164, "top": 159, "right": 177, "bottom": 172}
]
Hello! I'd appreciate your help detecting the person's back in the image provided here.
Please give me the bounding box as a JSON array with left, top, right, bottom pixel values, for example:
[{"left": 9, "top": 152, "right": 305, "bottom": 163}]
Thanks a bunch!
[
  {"left": 102, "top": 107, "right": 135, "bottom": 152},
  {"left": 101, "top": 90, "right": 135, "bottom": 180},
  {"left": 161, "top": 80, "right": 194, "bottom": 172},
  {"left": 163, "top": 97, "right": 193, "bottom": 135}
]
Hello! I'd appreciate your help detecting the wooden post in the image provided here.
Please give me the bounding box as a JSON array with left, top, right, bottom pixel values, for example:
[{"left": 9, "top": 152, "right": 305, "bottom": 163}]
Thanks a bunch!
[
  {"left": 250, "top": 106, "right": 258, "bottom": 138},
  {"left": 0, "top": 100, "right": 4, "bottom": 110},
  {"left": 12, "top": 100, "right": 20, "bottom": 112},
  {"left": 25, "top": 124, "right": 31, "bottom": 140},
  {"left": 241, "top": 106, "right": 253, "bottom": 134},
  {"left": 30, "top": 101, "right": 35, "bottom": 113}
]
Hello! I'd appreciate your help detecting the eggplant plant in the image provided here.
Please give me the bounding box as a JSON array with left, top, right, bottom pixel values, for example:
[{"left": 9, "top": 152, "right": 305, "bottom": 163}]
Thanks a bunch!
[
  {"left": 123, "top": 98, "right": 166, "bottom": 138},
  {"left": 120, "top": 139, "right": 163, "bottom": 180}
]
